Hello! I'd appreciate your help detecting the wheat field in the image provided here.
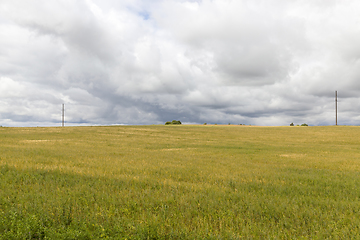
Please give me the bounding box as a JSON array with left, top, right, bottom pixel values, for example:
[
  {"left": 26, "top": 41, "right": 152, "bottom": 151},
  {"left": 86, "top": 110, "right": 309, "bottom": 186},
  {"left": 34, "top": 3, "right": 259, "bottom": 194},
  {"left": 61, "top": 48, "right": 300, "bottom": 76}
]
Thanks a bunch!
[{"left": 1, "top": 125, "right": 360, "bottom": 239}]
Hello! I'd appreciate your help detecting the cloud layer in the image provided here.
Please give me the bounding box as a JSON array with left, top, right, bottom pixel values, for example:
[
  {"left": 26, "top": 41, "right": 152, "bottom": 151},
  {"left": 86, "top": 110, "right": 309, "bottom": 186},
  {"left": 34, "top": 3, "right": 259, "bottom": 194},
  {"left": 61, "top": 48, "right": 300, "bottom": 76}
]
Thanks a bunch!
[{"left": 1, "top": 0, "right": 360, "bottom": 126}]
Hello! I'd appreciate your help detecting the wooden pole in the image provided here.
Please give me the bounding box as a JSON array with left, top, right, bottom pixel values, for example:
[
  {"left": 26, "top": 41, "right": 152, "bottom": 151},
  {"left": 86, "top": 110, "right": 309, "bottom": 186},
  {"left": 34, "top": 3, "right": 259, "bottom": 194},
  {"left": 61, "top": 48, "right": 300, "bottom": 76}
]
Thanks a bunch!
[
  {"left": 335, "top": 91, "right": 337, "bottom": 126},
  {"left": 62, "top": 104, "right": 65, "bottom": 127}
]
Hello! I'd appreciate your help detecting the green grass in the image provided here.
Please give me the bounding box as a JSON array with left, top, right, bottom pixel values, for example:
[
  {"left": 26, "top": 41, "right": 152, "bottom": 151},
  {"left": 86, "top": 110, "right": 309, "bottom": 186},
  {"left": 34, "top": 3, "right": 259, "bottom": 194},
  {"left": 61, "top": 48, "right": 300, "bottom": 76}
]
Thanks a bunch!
[{"left": 1, "top": 125, "right": 360, "bottom": 239}]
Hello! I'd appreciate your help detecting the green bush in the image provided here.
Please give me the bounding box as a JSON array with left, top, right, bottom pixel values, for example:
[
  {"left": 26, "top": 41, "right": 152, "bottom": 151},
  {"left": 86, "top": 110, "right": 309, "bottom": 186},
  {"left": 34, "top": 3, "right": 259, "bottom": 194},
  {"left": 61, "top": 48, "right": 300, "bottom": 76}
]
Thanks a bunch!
[
  {"left": 172, "top": 120, "right": 181, "bottom": 124},
  {"left": 165, "top": 120, "right": 182, "bottom": 125},
  {"left": 301, "top": 123, "right": 308, "bottom": 126}
]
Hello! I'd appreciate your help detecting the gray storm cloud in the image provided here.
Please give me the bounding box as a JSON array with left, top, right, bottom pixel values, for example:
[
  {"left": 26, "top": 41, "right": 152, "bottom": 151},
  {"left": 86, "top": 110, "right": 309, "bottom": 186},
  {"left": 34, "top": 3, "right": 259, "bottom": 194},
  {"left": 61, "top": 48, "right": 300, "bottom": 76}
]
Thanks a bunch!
[{"left": 1, "top": 0, "right": 360, "bottom": 126}]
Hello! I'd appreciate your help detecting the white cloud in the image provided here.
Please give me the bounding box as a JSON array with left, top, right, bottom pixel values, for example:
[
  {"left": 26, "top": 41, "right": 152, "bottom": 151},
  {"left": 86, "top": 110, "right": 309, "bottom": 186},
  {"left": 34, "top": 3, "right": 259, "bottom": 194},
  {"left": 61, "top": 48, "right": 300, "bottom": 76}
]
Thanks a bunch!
[{"left": 1, "top": 0, "right": 360, "bottom": 126}]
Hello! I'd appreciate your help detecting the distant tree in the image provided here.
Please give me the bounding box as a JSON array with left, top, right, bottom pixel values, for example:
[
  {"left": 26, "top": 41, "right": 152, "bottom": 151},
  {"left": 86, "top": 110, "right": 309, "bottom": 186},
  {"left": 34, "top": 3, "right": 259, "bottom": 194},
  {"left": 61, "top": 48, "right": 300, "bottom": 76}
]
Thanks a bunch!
[
  {"left": 301, "top": 123, "right": 308, "bottom": 126},
  {"left": 290, "top": 123, "right": 294, "bottom": 126},
  {"left": 165, "top": 120, "right": 182, "bottom": 125}
]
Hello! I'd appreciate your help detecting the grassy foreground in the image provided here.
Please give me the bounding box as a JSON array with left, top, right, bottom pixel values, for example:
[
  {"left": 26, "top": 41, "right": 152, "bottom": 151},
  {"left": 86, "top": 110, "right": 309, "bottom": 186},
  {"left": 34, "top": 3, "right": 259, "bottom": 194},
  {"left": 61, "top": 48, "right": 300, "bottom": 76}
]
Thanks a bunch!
[{"left": 1, "top": 125, "right": 360, "bottom": 239}]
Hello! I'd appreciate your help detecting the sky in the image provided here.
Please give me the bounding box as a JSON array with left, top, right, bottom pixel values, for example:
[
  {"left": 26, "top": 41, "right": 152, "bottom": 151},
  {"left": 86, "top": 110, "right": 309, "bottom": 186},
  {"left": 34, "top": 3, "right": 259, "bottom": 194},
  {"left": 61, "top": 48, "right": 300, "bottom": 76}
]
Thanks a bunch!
[{"left": 1, "top": 0, "right": 360, "bottom": 127}]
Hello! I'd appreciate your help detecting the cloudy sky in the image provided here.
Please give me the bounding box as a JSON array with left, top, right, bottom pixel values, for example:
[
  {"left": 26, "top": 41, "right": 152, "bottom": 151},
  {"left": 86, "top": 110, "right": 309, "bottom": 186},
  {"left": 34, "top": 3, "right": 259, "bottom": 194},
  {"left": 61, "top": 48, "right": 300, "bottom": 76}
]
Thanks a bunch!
[{"left": 1, "top": 0, "right": 360, "bottom": 127}]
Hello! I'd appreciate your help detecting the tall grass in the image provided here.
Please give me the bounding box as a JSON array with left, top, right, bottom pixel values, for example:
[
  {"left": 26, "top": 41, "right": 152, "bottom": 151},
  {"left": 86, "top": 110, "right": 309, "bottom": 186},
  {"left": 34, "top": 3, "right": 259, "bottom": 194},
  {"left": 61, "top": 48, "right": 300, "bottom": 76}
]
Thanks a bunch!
[{"left": 0, "top": 125, "right": 360, "bottom": 239}]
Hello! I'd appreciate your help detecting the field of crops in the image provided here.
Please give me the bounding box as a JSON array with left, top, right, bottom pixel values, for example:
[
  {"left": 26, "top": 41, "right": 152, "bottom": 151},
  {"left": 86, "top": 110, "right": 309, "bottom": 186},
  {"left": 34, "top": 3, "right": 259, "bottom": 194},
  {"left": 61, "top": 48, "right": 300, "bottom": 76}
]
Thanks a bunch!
[{"left": 1, "top": 125, "right": 360, "bottom": 239}]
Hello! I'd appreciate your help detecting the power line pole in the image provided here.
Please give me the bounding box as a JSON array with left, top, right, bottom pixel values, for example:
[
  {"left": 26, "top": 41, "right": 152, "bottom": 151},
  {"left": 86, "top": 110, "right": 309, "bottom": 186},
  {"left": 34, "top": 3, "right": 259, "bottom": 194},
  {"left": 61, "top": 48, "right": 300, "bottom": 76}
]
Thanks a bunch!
[
  {"left": 62, "top": 104, "right": 65, "bottom": 127},
  {"left": 335, "top": 91, "right": 337, "bottom": 126}
]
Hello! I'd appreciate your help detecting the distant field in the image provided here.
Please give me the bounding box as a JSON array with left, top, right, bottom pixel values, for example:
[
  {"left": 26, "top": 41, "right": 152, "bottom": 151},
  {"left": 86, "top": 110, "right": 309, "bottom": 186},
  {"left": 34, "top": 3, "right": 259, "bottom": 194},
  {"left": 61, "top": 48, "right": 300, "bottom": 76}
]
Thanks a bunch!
[{"left": 1, "top": 125, "right": 360, "bottom": 239}]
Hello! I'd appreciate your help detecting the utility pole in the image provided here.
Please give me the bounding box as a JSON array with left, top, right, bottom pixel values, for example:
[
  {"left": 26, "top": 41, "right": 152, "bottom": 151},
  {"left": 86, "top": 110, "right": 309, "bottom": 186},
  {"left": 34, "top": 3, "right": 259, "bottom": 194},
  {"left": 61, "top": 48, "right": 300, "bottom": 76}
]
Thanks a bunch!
[
  {"left": 62, "top": 104, "right": 65, "bottom": 127},
  {"left": 335, "top": 91, "right": 337, "bottom": 126}
]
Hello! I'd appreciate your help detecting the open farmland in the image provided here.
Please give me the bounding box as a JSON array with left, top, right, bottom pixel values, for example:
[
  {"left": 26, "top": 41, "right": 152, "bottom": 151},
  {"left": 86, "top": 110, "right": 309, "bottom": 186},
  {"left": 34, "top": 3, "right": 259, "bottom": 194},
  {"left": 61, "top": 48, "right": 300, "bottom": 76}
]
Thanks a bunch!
[{"left": 1, "top": 125, "right": 360, "bottom": 239}]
